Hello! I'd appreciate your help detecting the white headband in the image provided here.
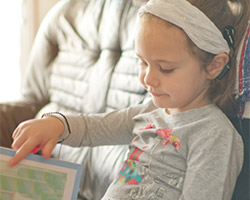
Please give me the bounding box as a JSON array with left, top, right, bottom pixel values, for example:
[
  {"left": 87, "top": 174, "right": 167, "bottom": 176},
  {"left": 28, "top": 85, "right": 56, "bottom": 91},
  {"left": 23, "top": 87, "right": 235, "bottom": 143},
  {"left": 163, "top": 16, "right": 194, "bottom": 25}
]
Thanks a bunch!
[{"left": 139, "top": 0, "right": 230, "bottom": 54}]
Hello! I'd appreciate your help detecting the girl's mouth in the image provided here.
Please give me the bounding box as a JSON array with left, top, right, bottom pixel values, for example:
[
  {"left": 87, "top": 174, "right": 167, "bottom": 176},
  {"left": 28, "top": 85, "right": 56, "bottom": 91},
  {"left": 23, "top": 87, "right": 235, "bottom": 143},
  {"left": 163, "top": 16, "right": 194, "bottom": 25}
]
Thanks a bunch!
[{"left": 150, "top": 91, "right": 164, "bottom": 97}]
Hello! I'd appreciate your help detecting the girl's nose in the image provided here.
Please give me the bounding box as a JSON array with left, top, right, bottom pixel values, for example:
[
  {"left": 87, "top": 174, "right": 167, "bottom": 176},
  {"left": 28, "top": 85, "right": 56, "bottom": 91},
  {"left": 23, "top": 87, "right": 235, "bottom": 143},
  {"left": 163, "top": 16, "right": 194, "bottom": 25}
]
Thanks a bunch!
[{"left": 144, "top": 66, "right": 159, "bottom": 88}]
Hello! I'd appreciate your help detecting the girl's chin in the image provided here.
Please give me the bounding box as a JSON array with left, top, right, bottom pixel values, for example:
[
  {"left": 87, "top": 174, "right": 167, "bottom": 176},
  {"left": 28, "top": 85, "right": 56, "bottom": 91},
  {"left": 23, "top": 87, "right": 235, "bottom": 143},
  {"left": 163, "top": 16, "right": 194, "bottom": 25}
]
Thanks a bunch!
[{"left": 152, "top": 99, "right": 169, "bottom": 109}]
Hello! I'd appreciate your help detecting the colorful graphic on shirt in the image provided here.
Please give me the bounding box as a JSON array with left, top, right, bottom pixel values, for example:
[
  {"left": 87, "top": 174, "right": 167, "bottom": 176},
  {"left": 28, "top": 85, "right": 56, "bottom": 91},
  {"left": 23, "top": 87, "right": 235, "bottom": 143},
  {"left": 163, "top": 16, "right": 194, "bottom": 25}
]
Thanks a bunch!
[
  {"left": 138, "top": 124, "right": 180, "bottom": 149},
  {"left": 139, "top": 124, "right": 155, "bottom": 130},
  {"left": 114, "top": 159, "right": 145, "bottom": 185},
  {"left": 156, "top": 128, "right": 180, "bottom": 150},
  {"left": 115, "top": 125, "right": 180, "bottom": 186},
  {"left": 129, "top": 147, "right": 143, "bottom": 161}
]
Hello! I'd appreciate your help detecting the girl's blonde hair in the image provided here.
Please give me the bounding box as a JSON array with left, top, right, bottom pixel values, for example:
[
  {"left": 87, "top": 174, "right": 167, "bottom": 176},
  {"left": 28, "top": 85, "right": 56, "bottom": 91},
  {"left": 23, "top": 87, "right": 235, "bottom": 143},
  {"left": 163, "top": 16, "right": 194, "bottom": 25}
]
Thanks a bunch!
[{"left": 187, "top": 0, "right": 249, "bottom": 115}]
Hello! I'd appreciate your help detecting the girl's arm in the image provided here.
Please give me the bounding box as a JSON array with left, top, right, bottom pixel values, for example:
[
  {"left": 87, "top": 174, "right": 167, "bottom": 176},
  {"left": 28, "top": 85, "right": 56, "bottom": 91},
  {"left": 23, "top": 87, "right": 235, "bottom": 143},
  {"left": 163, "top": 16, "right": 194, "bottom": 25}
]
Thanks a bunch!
[
  {"left": 55, "top": 102, "right": 155, "bottom": 147},
  {"left": 180, "top": 128, "right": 243, "bottom": 200},
  {"left": 8, "top": 101, "right": 156, "bottom": 167}
]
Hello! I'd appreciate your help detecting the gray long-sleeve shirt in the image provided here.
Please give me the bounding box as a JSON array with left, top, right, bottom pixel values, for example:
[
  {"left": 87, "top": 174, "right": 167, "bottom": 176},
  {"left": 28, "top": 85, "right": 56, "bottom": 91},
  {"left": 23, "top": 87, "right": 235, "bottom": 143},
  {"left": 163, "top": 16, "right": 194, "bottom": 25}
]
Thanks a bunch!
[{"left": 57, "top": 101, "right": 243, "bottom": 200}]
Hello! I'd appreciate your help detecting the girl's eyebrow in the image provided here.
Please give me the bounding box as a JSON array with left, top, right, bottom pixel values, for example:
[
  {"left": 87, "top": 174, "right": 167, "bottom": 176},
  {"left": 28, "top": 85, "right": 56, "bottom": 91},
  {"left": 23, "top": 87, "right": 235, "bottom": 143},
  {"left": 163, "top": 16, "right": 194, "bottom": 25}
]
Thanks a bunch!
[
  {"left": 136, "top": 54, "right": 176, "bottom": 64},
  {"left": 155, "top": 60, "right": 176, "bottom": 64},
  {"left": 150, "top": 58, "right": 177, "bottom": 65}
]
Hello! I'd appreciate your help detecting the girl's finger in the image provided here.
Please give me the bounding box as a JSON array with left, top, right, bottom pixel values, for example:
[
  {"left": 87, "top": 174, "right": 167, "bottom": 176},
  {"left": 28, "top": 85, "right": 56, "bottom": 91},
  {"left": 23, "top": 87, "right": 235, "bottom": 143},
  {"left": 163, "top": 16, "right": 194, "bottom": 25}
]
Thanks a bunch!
[
  {"left": 42, "top": 140, "right": 57, "bottom": 159},
  {"left": 11, "top": 130, "right": 29, "bottom": 150},
  {"left": 8, "top": 139, "right": 37, "bottom": 167},
  {"left": 12, "top": 125, "right": 21, "bottom": 140}
]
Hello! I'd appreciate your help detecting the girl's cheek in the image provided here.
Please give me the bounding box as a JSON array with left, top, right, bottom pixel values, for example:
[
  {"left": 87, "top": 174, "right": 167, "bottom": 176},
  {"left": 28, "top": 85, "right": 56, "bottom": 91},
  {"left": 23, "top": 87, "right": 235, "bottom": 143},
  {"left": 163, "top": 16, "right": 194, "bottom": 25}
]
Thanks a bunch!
[{"left": 139, "top": 70, "right": 146, "bottom": 86}]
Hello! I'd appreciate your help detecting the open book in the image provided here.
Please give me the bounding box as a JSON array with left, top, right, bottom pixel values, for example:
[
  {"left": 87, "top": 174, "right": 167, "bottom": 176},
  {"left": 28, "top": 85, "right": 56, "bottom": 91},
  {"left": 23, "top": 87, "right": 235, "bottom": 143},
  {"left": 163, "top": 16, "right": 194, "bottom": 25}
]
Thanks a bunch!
[{"left": 0, "top": 147, "right": 82, "bottom": 200}]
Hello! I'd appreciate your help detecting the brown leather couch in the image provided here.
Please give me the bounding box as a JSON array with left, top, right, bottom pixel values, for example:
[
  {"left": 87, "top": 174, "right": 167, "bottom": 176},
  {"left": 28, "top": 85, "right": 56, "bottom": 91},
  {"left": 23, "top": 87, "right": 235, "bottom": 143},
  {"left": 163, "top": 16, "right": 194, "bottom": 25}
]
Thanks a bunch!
[{"left": 0, "top": 0, "right": 249, "bottom": 199}]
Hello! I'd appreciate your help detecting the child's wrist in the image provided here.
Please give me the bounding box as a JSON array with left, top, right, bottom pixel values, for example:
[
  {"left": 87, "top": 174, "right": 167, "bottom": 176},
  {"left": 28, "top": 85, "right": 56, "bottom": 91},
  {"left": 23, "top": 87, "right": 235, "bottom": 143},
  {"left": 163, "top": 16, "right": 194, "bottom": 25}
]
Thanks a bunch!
[
  {"left": 43, "top": 115, "right": 65, "bottom": 134},
  {"left": 41, "top": 112, "right": 71, "bottom": 142}
]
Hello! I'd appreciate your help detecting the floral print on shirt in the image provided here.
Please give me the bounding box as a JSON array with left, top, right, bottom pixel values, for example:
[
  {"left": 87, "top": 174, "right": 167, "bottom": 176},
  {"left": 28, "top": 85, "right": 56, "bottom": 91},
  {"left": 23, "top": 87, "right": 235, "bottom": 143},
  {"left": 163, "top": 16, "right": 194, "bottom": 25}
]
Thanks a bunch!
[{"left": 114, "top": 124, "right": 180, "bottom": 186}]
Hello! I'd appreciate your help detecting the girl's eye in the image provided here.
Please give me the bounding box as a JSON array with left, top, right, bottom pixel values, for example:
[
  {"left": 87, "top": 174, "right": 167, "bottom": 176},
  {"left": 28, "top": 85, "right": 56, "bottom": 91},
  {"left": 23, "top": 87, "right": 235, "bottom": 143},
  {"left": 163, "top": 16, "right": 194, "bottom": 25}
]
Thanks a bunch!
[{"left": 160, "top": 67, "right": 174, "bottom": 73}]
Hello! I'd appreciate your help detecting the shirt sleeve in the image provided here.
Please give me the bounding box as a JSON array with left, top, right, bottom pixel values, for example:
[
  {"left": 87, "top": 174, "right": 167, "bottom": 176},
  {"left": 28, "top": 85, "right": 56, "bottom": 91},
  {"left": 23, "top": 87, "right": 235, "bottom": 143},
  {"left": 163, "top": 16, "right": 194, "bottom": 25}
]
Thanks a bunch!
[
  {"left": 54, "top": 101, "right": 157, "bottom": 147},
  {"left": 180, "top": 127, "right": 244, "bottom": 200}
]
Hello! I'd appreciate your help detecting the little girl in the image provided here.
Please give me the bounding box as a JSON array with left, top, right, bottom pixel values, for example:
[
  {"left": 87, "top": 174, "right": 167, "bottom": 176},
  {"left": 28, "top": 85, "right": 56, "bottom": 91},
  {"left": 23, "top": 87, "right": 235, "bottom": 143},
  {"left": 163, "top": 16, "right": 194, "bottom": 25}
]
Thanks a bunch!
[{"left": 8, "top": 0, "right": 249, "bottom": 199}]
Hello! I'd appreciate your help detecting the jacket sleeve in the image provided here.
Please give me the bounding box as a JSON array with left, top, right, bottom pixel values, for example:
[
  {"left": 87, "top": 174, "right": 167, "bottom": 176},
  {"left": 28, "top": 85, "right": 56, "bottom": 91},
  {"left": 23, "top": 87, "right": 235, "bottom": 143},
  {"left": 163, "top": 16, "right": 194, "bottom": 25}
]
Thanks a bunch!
[{"left": 180, "top": 127, "right": 244, "bottom": 200}]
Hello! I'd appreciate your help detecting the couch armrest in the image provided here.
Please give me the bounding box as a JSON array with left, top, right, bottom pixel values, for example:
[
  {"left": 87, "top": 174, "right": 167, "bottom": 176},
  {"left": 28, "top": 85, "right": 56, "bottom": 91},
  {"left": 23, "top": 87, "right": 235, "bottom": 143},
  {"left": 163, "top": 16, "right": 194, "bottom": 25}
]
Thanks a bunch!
[{"left": 0, "top": 101, "right": 42, "bottom": 147}]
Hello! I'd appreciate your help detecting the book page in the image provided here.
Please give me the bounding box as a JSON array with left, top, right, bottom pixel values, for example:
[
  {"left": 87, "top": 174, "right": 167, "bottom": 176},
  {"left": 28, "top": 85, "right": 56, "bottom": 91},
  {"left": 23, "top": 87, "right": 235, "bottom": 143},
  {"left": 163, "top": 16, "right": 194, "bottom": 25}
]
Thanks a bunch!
[{"left": 0, "top": 147, "right": 82, "bottom": 200}]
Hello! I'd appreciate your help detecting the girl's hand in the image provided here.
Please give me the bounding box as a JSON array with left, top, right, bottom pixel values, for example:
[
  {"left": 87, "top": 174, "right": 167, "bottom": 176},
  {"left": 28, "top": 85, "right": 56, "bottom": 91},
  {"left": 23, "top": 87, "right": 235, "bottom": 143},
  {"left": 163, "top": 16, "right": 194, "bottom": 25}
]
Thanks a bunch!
[{"left": 8, "top": 116, "right": 65, "bottom": 167}]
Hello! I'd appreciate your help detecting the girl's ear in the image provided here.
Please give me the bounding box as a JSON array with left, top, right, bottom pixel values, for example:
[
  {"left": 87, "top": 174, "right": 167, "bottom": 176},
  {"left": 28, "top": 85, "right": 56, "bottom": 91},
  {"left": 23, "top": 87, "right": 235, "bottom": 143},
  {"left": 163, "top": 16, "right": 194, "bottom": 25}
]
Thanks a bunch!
[{"left": 206, "top": 53, "right": 229, "bottom": 79}]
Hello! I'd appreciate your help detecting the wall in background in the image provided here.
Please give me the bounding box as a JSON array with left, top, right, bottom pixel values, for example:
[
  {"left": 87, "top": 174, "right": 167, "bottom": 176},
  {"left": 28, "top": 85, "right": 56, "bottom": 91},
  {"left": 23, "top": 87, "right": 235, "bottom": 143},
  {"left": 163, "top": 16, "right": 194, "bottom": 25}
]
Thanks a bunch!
[
  {"left": 20, "top": 0, "right": 59, "bottom": 81},
  {"left": 0, "top": 1, "right": 22, "bottom": 101},
  {"left": 0, "top": 0, "right": 59, "bottom": 101}
]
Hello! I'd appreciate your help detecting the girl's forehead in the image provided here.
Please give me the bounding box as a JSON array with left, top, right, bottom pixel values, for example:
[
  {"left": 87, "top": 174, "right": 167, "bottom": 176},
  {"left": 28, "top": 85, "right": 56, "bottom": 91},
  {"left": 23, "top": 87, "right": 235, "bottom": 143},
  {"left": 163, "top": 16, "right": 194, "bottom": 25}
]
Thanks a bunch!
[
  {"left": 135, "top": 15, "right": 201, "bottom": 64},
  {"left": 135, "top": 18, "right": 192, "bottom": 62},
  {"left": 136, "top": 15, "right": 188, "bottom": 44},
  {"left": 137, "top": 14, "right": 183, "bottom": 37},
  {"left": 139, "top": 14, "right": 171, "bottom": 28}
]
